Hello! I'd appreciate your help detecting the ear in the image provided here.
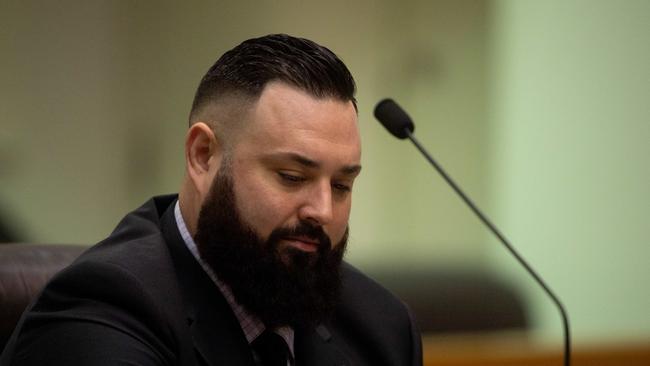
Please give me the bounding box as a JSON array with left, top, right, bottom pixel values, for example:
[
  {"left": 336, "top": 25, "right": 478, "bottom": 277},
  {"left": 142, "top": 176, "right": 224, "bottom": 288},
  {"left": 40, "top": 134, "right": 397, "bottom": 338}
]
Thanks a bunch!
[{"left": 184, "top": 122, "right": 223, "bottom": 198}]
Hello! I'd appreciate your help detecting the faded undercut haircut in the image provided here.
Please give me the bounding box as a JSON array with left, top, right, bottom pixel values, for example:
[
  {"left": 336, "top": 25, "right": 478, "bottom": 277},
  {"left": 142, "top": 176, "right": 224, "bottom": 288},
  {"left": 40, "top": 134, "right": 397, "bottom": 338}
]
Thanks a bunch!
[{"left": 188, "top": 33, "right": 357, "bottom": 126}]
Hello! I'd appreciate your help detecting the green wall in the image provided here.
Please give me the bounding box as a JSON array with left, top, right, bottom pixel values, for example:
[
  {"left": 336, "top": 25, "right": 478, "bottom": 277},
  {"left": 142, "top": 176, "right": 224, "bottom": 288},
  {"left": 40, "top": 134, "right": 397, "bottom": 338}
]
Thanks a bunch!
[{"left": 487, "top": 0, "right": 650, "bottom": 344}]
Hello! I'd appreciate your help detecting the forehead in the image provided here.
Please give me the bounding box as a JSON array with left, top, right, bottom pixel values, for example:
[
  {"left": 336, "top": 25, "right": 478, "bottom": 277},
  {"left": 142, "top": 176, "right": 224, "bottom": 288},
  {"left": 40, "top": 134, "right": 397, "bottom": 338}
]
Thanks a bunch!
[{"left": 235, "top": 82, "right": 361, "bottom": 168}]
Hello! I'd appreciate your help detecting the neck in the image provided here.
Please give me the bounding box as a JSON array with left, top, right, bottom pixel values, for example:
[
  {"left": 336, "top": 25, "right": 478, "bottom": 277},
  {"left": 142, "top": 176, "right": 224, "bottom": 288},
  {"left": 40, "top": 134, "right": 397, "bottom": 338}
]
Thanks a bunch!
[{"left": 178, "top": 179, "right": 200, "bottom": 237}]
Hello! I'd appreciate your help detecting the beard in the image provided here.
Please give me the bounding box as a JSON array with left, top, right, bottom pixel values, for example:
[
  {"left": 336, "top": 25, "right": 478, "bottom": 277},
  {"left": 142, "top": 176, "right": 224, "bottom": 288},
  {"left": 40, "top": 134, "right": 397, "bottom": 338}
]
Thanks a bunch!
[{"left": 194, "top": 165, "right": 347, "bottom": 329}]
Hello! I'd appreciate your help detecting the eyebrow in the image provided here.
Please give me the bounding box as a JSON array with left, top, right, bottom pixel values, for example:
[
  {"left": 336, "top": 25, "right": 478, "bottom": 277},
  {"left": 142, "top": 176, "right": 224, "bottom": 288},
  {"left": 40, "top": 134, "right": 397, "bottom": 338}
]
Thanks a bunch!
[{"left": 265, "top": 152, "right": 362, "bottom": 176}]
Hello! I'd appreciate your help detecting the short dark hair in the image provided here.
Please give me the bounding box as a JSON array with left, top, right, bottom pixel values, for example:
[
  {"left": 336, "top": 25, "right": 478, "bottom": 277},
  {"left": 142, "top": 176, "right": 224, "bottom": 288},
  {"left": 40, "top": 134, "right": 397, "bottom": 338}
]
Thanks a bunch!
[{"left": 190, "top": 34, "right": 356, "bottom": 123}]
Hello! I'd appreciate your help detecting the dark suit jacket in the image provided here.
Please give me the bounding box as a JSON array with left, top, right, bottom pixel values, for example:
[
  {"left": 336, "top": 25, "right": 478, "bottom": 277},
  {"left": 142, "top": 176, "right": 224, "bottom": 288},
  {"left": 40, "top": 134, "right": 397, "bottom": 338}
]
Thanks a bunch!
[{"left": 1, "top": 195, "right": 422, "bottom": 366}]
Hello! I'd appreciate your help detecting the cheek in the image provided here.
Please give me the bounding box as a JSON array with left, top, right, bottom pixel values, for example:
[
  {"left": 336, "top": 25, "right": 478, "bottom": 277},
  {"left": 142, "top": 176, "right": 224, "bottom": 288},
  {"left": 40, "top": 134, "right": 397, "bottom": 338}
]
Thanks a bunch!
[
  {"left": 330, "top": 202, "right": 352, "bottom": 245},
  {"left": 231, "top": 173, "right": 293, "bottom": 238}
]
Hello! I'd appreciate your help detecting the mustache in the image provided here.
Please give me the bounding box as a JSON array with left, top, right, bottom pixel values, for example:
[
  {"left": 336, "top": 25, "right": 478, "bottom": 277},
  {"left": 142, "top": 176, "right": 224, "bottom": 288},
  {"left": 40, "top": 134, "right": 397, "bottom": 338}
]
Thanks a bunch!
[{"left": 267, "top": 221, "right": 332, "bottom": 250}]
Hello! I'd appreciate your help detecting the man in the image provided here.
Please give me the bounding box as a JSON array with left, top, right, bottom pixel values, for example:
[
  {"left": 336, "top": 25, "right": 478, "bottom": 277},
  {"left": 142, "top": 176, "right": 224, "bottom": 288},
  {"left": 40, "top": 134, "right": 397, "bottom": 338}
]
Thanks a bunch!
[{"left": 1, "top": 34, "right": 422, "bottom": 366}]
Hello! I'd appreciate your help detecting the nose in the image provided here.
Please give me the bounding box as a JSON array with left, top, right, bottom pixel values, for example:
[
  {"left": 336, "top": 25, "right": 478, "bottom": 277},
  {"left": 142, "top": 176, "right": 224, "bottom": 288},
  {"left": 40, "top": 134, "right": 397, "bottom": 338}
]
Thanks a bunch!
[{"left": 298, "top": 180, "right": 333, "bottom": 226}]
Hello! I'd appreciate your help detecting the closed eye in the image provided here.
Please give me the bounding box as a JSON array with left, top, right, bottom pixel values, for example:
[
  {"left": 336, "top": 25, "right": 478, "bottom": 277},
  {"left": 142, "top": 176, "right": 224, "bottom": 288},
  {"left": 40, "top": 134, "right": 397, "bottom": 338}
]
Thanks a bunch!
[
  {"left": 278, "top": 172, "right": 306, "bottom": 184},
  {"left": 332, "top": 182, "right": 352, "bottom": 193}
]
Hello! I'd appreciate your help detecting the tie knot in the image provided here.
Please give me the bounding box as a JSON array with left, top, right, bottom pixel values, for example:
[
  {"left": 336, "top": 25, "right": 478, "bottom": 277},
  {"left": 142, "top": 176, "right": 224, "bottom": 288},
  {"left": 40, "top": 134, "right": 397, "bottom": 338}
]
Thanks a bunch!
[{"left": 252, "top": 330, "right": 290, "bottom": 366}]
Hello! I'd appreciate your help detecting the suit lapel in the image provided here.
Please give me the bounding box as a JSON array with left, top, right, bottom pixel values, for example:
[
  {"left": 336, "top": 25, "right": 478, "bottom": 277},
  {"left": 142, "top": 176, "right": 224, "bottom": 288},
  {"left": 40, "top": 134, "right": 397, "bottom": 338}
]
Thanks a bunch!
[
  {"left": 295, "top": 324, "right": 352, "bottom": 366},
  {"left": 160, "top": 200, "right": 256, "bottom": 366},
  {"left": 188, "top": 300, "right": 255, "bottom": 366}
]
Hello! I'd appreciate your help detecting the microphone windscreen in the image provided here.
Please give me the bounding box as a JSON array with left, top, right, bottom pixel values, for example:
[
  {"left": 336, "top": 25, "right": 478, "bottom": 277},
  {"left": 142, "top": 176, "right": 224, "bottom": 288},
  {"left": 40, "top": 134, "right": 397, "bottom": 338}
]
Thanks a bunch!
[{"left": 374, "top": 99, "right": 415, "bottom": 139}]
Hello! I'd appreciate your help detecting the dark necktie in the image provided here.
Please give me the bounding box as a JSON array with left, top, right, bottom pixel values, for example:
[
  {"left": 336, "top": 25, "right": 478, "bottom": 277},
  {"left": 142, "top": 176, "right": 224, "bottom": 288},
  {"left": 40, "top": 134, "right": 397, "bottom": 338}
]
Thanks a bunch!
[{"left": 252, "top": 330, "right": 290, "bottom": 366}]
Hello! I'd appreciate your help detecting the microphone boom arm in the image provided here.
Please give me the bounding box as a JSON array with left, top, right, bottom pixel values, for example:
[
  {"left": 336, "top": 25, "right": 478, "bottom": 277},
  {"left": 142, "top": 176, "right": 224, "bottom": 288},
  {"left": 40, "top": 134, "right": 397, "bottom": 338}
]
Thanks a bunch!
[{"left": 404, "top": 128, "right": 571, "bottom": 366}]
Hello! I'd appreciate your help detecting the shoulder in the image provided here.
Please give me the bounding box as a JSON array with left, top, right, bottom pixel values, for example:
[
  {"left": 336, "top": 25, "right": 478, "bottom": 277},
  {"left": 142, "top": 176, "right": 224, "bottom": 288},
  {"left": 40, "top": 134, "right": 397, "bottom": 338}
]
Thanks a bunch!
[
  {"left": 339, "top": 262, "right": 410, "bottom": 316},
  {"left": 42, "top": 226, "right": 182, "bottom": 324},
  {"left": 334, "top": 263, "right": 422, "bottom": 365},
  {"left": 2, "top": 196, "right": 188, "bottom": 365},
  {"left": 49, "top": 195, "right": 183, "bottom": 318},
  {"left": 43, "top": 194, "right": 186, "bottom": 331}
]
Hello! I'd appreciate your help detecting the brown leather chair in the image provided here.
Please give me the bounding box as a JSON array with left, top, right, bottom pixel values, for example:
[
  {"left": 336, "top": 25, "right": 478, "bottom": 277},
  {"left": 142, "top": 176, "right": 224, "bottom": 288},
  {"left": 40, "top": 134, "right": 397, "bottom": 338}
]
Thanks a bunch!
[
  {"left": 371, "top": 269, "right": 529, "bottom": 334},
  {"left": 0, "top": 244, "right": 86, "bottom": 352}
]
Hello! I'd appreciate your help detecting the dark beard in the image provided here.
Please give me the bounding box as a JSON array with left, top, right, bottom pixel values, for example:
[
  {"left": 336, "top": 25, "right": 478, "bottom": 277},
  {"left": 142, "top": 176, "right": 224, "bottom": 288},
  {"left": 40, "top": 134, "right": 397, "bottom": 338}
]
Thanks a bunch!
[{"left": 194, "top": 166, "right": 347, "bottom": 329}]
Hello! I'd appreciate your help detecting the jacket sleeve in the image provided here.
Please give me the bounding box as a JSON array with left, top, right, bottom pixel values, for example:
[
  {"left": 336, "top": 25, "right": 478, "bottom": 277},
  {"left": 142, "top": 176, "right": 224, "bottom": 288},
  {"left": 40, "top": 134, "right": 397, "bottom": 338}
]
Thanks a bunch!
[{"left": 406, "top": 304, "right": 423, "bottom": 366}]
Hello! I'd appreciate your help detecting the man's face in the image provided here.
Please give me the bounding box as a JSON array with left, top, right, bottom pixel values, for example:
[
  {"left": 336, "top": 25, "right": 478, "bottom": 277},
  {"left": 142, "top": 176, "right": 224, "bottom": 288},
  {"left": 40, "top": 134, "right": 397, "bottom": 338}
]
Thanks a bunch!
[
  {"left": 226, "top": 82, "right": 361, "bottom": 259},
  {"left": 194, "top": 82, "right": 361, "bottom": 328}
]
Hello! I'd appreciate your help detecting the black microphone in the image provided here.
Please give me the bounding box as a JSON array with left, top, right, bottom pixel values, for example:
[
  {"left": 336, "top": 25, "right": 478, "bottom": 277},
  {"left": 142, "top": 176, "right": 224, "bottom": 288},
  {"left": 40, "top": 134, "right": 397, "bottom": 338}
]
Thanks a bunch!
[
  {"left": 374, "top": 98, "right": 571, "bottom": 366},
  {"left": 374, "top": 99, "right": 414, "bottom": 139}
]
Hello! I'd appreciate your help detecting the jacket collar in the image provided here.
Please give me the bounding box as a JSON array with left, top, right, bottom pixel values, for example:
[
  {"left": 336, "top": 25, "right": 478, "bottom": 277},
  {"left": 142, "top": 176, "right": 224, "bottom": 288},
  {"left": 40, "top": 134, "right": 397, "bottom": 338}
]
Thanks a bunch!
[{"left": 160, "top": 197, "right": 256, "bottom": 366}]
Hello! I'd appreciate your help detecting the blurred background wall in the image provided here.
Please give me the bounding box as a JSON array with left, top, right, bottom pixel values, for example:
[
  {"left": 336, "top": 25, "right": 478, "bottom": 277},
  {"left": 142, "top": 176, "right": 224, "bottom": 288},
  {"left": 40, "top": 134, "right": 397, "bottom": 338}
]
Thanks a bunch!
[
  {"left": 486, "top": 0, "right": 650, "bottom": 345},
  {"left": 1, "top": 0, "right": 648, "bottom": 348}
]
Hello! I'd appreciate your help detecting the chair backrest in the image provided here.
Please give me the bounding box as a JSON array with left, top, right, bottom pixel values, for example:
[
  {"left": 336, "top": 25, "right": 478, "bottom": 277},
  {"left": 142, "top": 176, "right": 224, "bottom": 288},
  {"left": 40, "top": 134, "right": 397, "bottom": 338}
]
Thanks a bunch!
[
  {"left": 0, "top": 244, "right": 86, "bottom": 351},
  {"left": 371, "top": 269, "right": 529, "bottom": 334}
]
